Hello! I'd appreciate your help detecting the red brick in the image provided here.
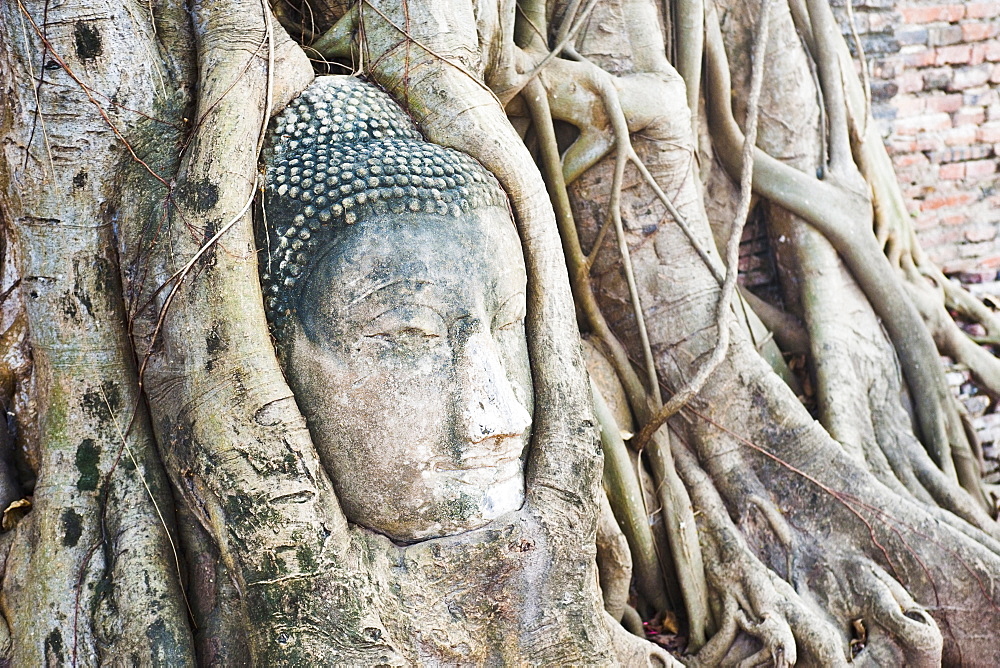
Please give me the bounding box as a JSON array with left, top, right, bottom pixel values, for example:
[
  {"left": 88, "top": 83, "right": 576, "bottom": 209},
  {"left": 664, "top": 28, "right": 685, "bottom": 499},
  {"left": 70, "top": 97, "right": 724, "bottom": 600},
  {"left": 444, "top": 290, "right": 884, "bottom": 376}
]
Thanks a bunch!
[
  {"left": 916, "top": 136, "right": 945, "bottom": 152},
  {"left": 948, "top": 64, "right": 992, "bottom": 89},
  {"left": 915, "top": 212, "right": 941, "bottom": 230},
  {"left": 966, "top": 3, "right": 1000, "bottom": 19},
  {"left": 888, "top": 138, "right": 918, "bottom": 154},
  {"left": 962, "top": 22, "right": 999, "bottom": 42},
  {"left": 936, "top": 45, "right": 973, "bottom": 65},
  {"left": 955, "top": 106, "right": 987, "bottom": 125},
  {"left": 939, "top": 256, "right": 969, "bottom": 273},
  {"left": 892, "top": 94, "right": 925, "bottom": 115},
  {"left": 940, "top": 162, "right": 966, "bottom": 179},
  {"left": 964, "top": 86, "right": 998, "bottom": 106},
  {"left": 930, "top": 144, "right": 992, "bottom": 160},
  {"left": 991, "top": 63, "right": 1000, "bottom": 83},
  {"left": 893, "top": 152, "right": 928, "bottom": 168},
  {"left": 901, "top": 5, "right": 966, "bottom": 24},
  {"left": 919, "top": 225, "right": 965, "bottom": 247},
  {"left": 941, "top": 213, "right": 968, "bottom": 226},
  {"left": 960, "top": 240, "right": 997, "bottom": 258},
  {"left": 869, "top": 13, "right": 895, "bottom": 32},
  {"left": 930, "top": 24, "right": 965, "bottom": 46},
  {"left": 966, "top": 225, "right": 998, "bottom": 242},
  {"left": 894, "top": 113, "right": 953, "bottom": 135},
  {"left": 900, "top": 47, "right": 937, "bottom": 68},
  {"left": 921, "top": 192, "right": 976, "bottom": 211},
  {"left": 943, "top": 126, "right": 979, "bottom": 146},
  {"left": 985, "top": 40, "right": 1000, "bottom": 61},
  {"left": 925, "top": 93, "right": 964, "bottom": 113},
  {"left": 897, "top": 70, "right": 925, "bottom": 94},
  {"left": 981, "top": 254, "right": 1000, "bottom": 269},
  {"left": 966, "top": 159, "right": 997, "bottom": 178},
  {"left": 972, "top": 43, "right": 986, "bottom": 65},
  {"left": 977, "top": 122, "right": 1000, "bottom": 143},
  {"left": 872, "top": 62, "right": 898, "bottom": 79},
  {"left": 895, "top": 164, "right": 926, "bottom": 183}
]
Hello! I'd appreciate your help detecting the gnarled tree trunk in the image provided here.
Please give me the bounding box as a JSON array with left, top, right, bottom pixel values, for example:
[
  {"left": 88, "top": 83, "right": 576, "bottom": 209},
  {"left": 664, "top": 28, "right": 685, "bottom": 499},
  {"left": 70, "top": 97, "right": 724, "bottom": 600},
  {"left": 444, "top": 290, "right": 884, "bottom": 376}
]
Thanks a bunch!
[{"left": 0, "top": 0, "right": 998, "bottom": 665}]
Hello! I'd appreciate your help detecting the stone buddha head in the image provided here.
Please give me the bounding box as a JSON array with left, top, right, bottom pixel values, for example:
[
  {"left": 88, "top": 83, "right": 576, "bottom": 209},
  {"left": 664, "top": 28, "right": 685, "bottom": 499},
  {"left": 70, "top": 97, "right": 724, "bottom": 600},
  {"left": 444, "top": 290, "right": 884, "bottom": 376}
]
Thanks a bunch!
[{"left": 261, "top": 76, "right": 533, "bottom": 543}]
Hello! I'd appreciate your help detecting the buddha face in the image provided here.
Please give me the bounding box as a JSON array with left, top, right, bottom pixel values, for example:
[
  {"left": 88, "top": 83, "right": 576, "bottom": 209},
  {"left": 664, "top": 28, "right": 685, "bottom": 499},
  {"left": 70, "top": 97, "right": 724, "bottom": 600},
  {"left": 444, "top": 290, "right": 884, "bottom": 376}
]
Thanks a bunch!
[{"left": 284, "top": 206, "right": 533, "bottom": 543}]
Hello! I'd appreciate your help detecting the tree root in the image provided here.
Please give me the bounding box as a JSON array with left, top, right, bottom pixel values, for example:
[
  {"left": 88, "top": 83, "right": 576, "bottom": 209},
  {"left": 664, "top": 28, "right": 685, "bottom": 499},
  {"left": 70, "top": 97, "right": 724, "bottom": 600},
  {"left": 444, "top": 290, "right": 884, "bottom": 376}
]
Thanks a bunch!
[
  {"left": 672, "top": 440, "right": 846, "bottom": 667},
  {"left": 606, "top": 610, "right": 683, "bottom": 666},
  {"left": 850, "top": 561, "right": 942, "bottom": 667},
  {"left": 593, "top": 378, "right": 671, "bottom": 613},
  {"left": 596, "top": 489, "right": 633, "bottom": 620}
]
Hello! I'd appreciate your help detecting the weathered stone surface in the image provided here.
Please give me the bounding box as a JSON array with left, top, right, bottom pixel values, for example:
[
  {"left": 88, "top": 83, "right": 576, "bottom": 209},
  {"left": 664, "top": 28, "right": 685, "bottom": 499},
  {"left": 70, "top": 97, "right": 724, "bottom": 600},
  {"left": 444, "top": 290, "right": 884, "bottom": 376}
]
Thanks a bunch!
[{"left": 260, "top": 76, "right": 533, "bottom": 543}]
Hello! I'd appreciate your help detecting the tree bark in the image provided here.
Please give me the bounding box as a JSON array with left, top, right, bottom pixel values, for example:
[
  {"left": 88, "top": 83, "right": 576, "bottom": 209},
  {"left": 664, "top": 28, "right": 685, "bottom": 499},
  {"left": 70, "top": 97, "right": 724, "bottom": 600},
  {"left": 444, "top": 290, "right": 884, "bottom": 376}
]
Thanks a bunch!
[{"left": 0, "top": 0, "right": 998, "bottom": 665}]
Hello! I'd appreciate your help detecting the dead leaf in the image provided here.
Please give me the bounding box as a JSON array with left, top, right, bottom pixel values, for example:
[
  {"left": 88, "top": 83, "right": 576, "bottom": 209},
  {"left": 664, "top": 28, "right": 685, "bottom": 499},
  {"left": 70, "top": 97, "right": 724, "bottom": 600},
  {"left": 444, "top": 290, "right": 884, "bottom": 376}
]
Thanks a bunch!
[{"left": 2, "top": 497, "right": 31, "bottom": 531}]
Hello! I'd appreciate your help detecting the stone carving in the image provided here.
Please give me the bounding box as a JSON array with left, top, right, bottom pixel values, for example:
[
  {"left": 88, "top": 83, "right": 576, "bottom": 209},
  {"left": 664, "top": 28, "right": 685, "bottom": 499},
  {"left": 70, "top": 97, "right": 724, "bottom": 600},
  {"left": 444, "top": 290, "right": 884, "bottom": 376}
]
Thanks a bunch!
[{"left": 261, "top": 76, "right": 533, "bottom": 543}]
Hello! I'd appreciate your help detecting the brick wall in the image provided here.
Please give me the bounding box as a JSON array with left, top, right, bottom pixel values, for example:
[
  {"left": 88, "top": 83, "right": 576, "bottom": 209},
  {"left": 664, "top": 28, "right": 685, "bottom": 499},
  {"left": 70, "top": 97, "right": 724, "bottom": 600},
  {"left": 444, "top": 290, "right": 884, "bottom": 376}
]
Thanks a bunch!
[{"left": 837, "top": 0, "right": 1000, "bottom": 278}]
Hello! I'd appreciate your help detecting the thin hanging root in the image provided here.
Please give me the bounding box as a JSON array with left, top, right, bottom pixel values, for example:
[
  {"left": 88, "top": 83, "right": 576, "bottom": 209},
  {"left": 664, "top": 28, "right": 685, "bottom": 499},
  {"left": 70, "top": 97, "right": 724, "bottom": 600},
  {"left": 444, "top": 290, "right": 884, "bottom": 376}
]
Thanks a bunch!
[
  {"left": 634, "top": 0, "right": 774, "bottom": 453},
  {"left": 555, "top": 63, "right": 719, "bottom": 648},
  {"left": 522, "top": 78, "right": 647, "bottom": 409},
  {"left": 599, "top": 75, "right": 662, "bottom": 406},
  {"left": 539, "top": 54, "right": 724, "bottom": 283},
  {"left": 500, "top": 0, "right": 600, "bottom": 104},
  {"left": 628, "top": 155, "right": 724, "bottom": 284},
  {"left": 593, "top": 380, "right": 671, "bottom": 613},
  {"left": 523, "top": 77, "right": 710, "bottom": 647},
  {"left": 904, "top": 263, "right": 1000, "bottom": 399},
  {"left": 941, "top": 278, "right": 1000, "bottom": 339},
  {"left": 804, "top": 0, "right": 854, "bottom": 176},
  {"left": 646, "top": 428, "right": 712, "bottom": 649},
  {"left": 540, "top": 58, "right": 664, "bottom": 407},
  {"left": 569, "top": 56, "right": 724, "bottom": 281}
]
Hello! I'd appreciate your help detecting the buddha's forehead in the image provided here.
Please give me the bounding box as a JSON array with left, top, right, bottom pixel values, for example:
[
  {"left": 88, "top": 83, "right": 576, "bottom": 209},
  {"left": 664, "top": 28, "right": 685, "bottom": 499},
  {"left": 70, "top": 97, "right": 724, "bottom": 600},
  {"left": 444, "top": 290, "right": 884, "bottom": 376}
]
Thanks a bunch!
[{"left": 307, "top": 208, "right": 525, "bottom": 306}]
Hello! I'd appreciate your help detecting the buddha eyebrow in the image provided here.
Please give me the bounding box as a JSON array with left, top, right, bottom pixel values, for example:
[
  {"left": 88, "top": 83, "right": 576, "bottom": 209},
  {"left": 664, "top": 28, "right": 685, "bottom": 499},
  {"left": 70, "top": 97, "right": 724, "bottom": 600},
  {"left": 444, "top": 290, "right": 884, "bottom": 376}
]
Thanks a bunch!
[{"left": 348, "top": 277, "right": 436, "bottom": 306}]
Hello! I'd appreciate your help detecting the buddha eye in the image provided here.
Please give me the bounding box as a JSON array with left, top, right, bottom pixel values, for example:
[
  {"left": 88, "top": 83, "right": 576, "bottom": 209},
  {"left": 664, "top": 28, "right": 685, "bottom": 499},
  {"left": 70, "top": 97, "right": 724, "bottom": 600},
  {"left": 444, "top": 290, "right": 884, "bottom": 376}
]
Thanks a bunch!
[
  {"left": 363, "top": 304, "right": 446, "bottom": 347},
  {"left": 493, "top": 292, "right": 526, "bottom": 332},
  {"left": 370, "top": 327, "right": 439, "bottom": 342}
]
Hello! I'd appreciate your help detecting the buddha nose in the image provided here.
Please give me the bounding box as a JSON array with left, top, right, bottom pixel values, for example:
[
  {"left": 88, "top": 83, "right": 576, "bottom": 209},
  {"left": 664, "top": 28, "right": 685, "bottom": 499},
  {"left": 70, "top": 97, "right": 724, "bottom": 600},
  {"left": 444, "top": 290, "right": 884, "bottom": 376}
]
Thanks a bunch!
[{"left": 457, "top": 332, "right": 532, "bottom": 444}]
